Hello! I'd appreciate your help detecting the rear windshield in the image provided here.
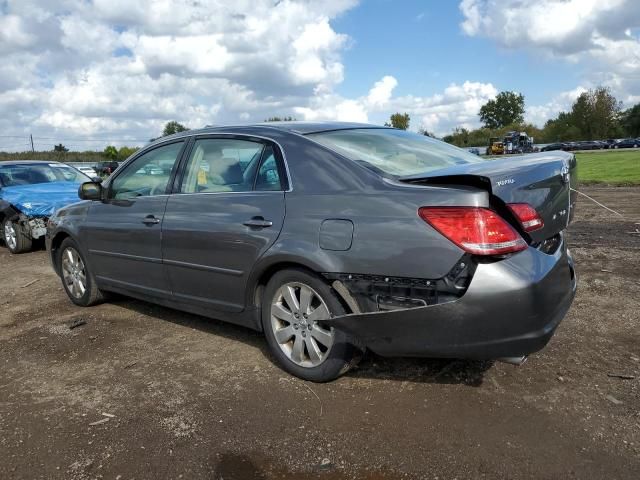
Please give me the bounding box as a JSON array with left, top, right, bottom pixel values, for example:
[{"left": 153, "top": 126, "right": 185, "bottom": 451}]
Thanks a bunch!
[
  {"left": 0, "top": 163, "right": 90, "bottom": 187},
  {"left": 307, "top": 128, "right": 483, "bottom": 177}
]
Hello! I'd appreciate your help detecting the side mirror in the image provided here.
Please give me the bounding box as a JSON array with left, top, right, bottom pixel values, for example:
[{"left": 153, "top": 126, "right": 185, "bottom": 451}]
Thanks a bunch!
[{"left": 79, "top": 182, "right": 103, "bottom": 201}]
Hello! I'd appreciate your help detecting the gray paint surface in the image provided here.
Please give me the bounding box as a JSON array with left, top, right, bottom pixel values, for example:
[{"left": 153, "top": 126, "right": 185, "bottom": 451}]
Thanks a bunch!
[{"left": 46, "top": 122, "right": 577, "bottom": 359}]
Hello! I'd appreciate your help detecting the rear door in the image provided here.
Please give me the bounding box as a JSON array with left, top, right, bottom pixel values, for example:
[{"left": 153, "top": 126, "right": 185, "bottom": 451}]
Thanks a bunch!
[
  {"left": 162, "top": 136, "right": 287, "bottom": 312},
  {"left": 85, "top": 140, "right": 186, "bottom": 296}
]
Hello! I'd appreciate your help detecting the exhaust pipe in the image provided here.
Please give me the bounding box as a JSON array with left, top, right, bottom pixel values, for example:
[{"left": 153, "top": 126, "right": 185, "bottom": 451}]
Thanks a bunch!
[{"left": 497, "top": 356, "right": 528, "bottom": 366}]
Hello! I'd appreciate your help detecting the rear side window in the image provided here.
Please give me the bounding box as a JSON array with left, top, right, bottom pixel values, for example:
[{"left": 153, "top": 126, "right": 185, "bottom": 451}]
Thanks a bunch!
[
  {"left": 307, "top": 128, "right": 482, "bottom": 177},
  {"left": 254, "top": 146, "right": 282, "bottom": 191},
  {"left": 180, "top": 138, "right": 279, "bottom": 193}
]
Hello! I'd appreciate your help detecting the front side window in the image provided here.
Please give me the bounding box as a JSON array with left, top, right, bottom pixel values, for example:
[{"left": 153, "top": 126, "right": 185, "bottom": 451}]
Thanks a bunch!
[
  {"left": 307, "top": 128, "right": 483, "bottom": 177},
  {"left": 180, "top": 138, "right": 266, "bottom": 193},
  {"left": 109, "top": 142, "right": 183, "bottom": 199}
]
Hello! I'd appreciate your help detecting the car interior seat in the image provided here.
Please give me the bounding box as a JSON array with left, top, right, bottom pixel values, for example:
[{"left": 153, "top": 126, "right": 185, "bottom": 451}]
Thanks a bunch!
[
  {"left": 27, "top": 170, "right": 50, "bottom": 184},
  {"left": 12, "top": 171, "right": 32, "bottom": 185},
  {"left": 219, "top": 159, "right": 244, "bottom": 188}
]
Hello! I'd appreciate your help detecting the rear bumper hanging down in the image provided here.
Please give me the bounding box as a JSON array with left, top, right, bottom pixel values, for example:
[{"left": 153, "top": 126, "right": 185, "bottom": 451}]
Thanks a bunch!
[{"left": 322, "top": 238, "right": 576, "bottom": 359}]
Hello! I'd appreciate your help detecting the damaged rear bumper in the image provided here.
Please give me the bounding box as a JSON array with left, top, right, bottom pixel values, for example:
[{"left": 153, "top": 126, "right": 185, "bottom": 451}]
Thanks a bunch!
[{"left": 323, "top": 237, "right": 577, "bottom": 359}]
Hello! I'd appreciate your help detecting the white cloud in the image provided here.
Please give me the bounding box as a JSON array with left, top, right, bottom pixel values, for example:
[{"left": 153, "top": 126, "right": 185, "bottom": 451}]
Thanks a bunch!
[
  {"left": 2, "top": 0, "right": 634, "bottom": 150},
  {"left": 459, "top": 0, "right": 640, "bottom": 105},
  {"left": 366, "top": 76, "right": 398, "bottom": 108},
  {"left": 294, "top": 78, "right": 498, "bottom": 136},
  {"left": 526, "top": 86, "right": 588, "bottom": 126},
  {"left": 0, "top": 0, "right": 495, "bottom": 148},
  {"left": 0, "top": 0, "right": 359, "bottom": 149}
]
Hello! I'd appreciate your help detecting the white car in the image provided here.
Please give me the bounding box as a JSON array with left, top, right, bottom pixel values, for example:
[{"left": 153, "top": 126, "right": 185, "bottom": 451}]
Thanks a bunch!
[{"left": 69, "top": 165, "right": 98, "bottom": 178}]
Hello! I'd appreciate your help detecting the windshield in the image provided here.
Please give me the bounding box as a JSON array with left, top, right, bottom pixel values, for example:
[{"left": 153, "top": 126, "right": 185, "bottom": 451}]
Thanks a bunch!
[
  {"left": 0, "top": 163, "right": 91, "bottom": 187},
  {"left": 307, "top": 128, "right": 483, "bottom": 177}
]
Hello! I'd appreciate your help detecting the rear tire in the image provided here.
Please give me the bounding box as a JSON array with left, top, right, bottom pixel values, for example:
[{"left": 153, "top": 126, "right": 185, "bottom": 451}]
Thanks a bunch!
[
  {"left": 262, "top": 268, "right": 361, "bottom": 382},
  {"left": 2, "top": 217, "right": 32, "bottom": 254},
  {"left": 57, "top": 237, "right": 105, "bottom": 307}
]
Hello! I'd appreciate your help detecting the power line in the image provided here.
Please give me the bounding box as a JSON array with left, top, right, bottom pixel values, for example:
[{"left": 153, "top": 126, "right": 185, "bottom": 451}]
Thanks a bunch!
[
  {"left": 0, "top": 143, "right": 33, "bottom": 149},
  {"left": 31, "top": 136, "right": 148, "bottom": 142},
  {"left": 0, "top": 135, "right": 148, "bottom": 143}
]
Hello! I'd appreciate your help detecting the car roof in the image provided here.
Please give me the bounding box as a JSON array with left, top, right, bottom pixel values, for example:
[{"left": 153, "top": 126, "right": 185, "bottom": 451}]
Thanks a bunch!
[
  {"left": 160, "top": 121, "right": 390, "bottom": 142},
  {"left": 0, "top": 160, "right": 62, "bottom": 166},
  {"left": 251, "top": 121, "right": 384, "bottom": 134}
]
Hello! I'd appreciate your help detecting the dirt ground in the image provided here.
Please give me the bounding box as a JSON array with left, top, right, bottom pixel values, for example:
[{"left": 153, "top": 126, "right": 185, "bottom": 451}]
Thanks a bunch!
[{"left": 1, "top": 186, "right": 639, "bottom": 480}]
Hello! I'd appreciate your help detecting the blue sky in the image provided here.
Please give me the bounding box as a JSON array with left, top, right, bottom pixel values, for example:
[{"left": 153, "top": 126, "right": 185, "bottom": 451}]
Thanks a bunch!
[
  {"left": 0, "top": 0, "right": 638, "bottom": 149},
  {"left": 334, "top": 0, "right": 581, "bottom": 105}
]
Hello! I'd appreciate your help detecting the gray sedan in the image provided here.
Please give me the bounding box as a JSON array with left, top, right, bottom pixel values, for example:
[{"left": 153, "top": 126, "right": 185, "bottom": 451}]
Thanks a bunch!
[{"left": 46, "top": 122, "right": 577, "bottom": 382}]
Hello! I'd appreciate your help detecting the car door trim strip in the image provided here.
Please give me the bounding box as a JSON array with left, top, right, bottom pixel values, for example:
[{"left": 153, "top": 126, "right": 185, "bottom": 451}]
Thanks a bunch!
[
  {"left": 89, "top": 249, "right": 163, "bottom": 264},
  {"left": 163, "top": 258, "right": 244, "bottom": 276}
]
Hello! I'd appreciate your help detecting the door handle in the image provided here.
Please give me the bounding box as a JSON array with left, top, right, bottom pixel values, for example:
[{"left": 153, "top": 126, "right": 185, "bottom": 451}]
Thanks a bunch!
[
  {"left": 142, "top": 215, "right": 161, "bottom": 225},
  {"left": 243, "top": 217, "right": 273, "bottom": 228}
]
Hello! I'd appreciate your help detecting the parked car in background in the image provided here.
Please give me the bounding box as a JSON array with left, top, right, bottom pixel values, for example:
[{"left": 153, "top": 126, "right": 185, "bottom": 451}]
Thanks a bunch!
[
  {"left": 540, "top": 142, "right": 567, "bottom": 152},
  {"left": 67, "top": 163, "right": 99, "bottom": 178},
  {"left": 46, "top": 122, "right": 577, "bottom": 382},
  {"left": 573, "top": 140, "right": 605, "bottom": 150},
  {"left": 468, "top": 147, "right": 481, "bottom": 155},
  {"left": 613, "top": 138, "right": 640, "bottom": 149},
  {"left": 1, "top": 161, "right": 90, "bottom": 253},
  {"left": 95, "top": 161, "right": 120, "bottom": 176}
]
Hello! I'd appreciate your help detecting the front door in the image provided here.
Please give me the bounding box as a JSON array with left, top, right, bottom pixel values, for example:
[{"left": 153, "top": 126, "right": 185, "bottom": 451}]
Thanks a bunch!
[
  {"left": 85, "top": 140, "right": 186, "bottom": 297},
  {"left": 162, "top": 137, "right": 286, "bottom": 311}
]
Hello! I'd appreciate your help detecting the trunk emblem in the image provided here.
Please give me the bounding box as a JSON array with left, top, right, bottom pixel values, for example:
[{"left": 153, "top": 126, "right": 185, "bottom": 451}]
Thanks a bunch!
[{"left": 496, "top": 178, "right": 515, "bottom": 187}]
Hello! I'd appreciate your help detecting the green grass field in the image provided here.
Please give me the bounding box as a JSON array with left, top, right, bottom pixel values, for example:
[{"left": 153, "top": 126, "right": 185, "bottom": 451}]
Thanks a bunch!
[{"left": 575, "top": 150, "right": 640, "bottom": 185}]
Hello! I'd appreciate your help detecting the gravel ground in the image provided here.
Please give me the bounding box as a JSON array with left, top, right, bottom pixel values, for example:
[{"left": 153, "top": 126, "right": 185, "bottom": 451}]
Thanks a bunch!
[{"left": 0, "top": 186, "right": 639, "bottom": 479}]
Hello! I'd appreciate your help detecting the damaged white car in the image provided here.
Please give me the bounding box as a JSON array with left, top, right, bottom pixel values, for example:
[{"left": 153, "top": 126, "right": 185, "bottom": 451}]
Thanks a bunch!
[{"left": 0, "top": 161, "right": 91, "bottom": 253}]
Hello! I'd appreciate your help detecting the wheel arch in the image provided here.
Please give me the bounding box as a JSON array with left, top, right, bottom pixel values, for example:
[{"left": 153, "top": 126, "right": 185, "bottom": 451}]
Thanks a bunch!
[
  {"left": 49, "top": 230, "right": 73, "bottom": 275},
  {"left": 0, "top": 203, "right": 18, "bottom": 226},
  {"left": 246, "top": 256, "right": 355, "bottom": 330}
]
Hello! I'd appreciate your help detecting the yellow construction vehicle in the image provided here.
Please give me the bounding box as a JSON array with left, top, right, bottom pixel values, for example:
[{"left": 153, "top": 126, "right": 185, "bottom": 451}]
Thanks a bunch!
[{"left": 486, "top": 137, "right": 504, "bottom": 155}]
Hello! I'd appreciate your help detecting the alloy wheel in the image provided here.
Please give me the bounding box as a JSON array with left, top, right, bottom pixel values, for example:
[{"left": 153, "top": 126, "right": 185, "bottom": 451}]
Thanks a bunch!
[
  {"left": 270, "top": 282, "right": 335, "bottom": 368},
  {"left": 4, "top": 221, "right": 17, "bottom": 250},
  {"left": 61, "top": 247, "right": 87, "bottom": 299}
]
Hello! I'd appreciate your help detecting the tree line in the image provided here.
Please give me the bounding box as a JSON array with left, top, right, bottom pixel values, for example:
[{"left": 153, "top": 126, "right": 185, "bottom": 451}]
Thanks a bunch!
[
  {"left": 257, "top": 96, "right": 639, "bottom": 145},
  {"left": 3, "top": 91, "right": 639, "bottom": 163},
  {"left": 383, "top": 86, "right": 639, "bottom": 148}
]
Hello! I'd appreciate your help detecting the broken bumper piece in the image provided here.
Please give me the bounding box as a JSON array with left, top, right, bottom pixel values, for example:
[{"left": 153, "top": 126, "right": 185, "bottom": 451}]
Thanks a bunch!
[
  {"left": 322, "top": 238, "right": 576, "bottom": 359},
  {"left": 27, "top": 217, "right": 47, "bottom": 240}
]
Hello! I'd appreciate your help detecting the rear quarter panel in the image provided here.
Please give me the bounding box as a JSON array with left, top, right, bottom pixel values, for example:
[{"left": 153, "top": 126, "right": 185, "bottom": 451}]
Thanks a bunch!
[{"left": 269, "top": 184, "right": 489, "bottom": 280}]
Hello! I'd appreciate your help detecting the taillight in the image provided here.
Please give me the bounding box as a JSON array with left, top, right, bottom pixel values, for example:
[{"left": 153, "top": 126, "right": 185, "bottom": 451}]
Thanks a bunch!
[
  {"left": 418, "top": 207, "right": 527, "bottom": 255},
  {"left": 507, "top": 203, "right": 544, "bottom": 232}
]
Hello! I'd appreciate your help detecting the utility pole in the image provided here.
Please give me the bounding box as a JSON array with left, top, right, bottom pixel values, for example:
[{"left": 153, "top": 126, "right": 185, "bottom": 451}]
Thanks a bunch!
[{"left": 30, "top": 134, "right": 34, "bottom": 152}]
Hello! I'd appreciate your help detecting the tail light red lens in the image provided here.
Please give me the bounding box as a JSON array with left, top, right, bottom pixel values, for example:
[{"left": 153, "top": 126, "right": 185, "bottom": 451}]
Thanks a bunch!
[
  {"left": 507, "top": 203, "right": 544, "bottom": 232},
  {"left": 418, "top": 207, "right": 527, "bottom": 255}
]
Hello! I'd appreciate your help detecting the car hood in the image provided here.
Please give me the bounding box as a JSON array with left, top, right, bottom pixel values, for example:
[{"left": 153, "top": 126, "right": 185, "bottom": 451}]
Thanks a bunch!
[{"left": 0, "top": 181, "right": 82, "bottom": 217}]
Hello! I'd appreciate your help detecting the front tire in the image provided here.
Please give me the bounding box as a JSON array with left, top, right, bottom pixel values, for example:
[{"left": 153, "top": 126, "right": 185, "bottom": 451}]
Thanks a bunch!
[
  {"left": 262, "top": 269, "right": 361, "bottom": 382},
  {"left": 2, "top": 217, "right": 32, "bottom": 254},
  {"left": 57, "top": 237, "right": 105, "bottom": 307}
]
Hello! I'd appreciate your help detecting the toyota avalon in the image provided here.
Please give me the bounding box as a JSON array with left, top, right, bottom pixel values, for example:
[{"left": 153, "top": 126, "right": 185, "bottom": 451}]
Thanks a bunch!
[{"left": 46, "top": 122, "right": 577, "bottom": 382}]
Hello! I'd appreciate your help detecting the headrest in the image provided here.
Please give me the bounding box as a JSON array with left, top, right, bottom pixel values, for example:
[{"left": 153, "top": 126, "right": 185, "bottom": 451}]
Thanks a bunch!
[{"left": 220, "top": 159, "right": 243, "bottom": 185}]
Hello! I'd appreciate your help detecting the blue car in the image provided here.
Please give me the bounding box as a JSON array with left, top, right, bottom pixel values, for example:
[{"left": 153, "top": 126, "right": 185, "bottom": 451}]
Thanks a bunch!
[{"left": 0, "top": 161, "right": 91, "bottom": 253}]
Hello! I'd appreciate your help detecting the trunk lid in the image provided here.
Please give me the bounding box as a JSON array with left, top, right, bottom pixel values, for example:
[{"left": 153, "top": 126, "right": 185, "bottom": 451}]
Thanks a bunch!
[{"left": 399, "top": 151, "right": 577, "bottom": 243}]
